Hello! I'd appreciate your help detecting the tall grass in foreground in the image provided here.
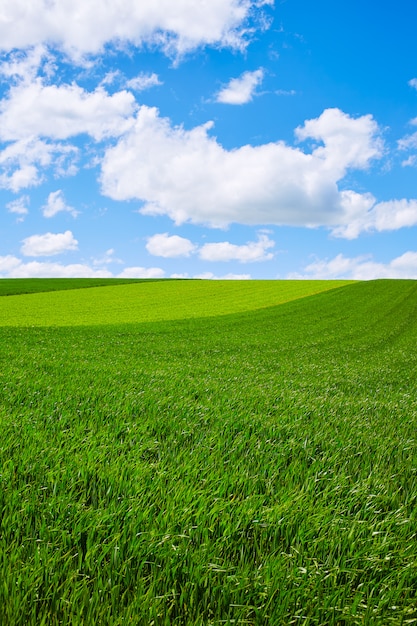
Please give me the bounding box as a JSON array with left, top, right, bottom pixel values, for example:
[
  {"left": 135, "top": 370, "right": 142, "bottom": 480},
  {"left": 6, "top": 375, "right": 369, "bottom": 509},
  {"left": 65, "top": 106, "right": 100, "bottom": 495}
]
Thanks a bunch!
[{"left": 1, "top": 280, "right": 417, "bottom": 624}]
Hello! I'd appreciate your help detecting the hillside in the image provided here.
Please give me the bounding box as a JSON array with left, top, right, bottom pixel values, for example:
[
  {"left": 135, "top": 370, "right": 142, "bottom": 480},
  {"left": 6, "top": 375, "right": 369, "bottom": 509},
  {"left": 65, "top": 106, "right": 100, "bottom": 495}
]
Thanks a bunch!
[{"left": 1, "top": 280, "right": 416, "bottom": 624}]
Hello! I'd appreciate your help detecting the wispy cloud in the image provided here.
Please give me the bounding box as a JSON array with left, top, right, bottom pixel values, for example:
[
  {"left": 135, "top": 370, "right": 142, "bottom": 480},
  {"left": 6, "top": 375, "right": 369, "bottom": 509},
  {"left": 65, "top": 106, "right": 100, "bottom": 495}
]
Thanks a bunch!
[
  {"left": 7, "top": 195, "right": 29, "bottom": 221},
  {"left": 42, "top": 190, "right": 79, "bottom": 218},
  {"left": 216, "top": 68, "right": 264, "bottom": 104},
  {"left": 127, "top": 73, "right": 162, "bottom": 92}
]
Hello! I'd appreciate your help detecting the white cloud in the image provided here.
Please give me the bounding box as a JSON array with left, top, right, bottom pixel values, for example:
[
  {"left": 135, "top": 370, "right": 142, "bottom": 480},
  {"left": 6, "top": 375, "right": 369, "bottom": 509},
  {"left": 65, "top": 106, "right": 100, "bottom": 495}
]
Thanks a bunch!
[
  {"left": 0, "top": 254, "right": 164, "bottom": 278},
  {"left": 146, "top": 232, "right": 197, "bottom": 257},
  {"left": 42, "top": 190, "right": 79, "bottom": 218},
  {"left": 100, "top": 106, "right": 387, "bottom": 235},
  {"left": 216, "top": 68, "right": 264, "bottom": 104},
  {"left": 398, "top": 117, "right": 417, "bottom": 152},
  {"left": 0, "top": 80, "right": 136, "bottom": 142},
  {"left": 409, "top": 78, "right": 417, "bottom": 90},
  {"left": 117, "top": 266, "right": 165, "bottom": 278},
  {"left": 0, "top": 45, "right": 52, "bottom": 83},
  {"left": 295, "top": 107, "right": 383, "bottom": 174},
  {"left": 0, "top": 0, "right": 272, "bottom": 58},
  {"left": 21, "top": 230, "right": 78, "bottom": 256},
  {"left": 7, "top": 195, "right": 29, "bottom": 220},
  {"left": 289, "top": 251, "right": 417, "bottom": 280},
  {"left": 0, "top": 255, "right": 22, "bottom": 274},
  {"left": 0, "top": 137, "right": 78, "bottom": 192},
  {"left": 333, "top": 196, "right": 417, "bottom": 239},
  {"left": 199, "top": 233, "right": 274, "bottom": 262},
  {"left": 0, "top": 257, "right": 112, "bottom": 278},
  {"left": 0, "top": 76, "right": 132, "bottom": 189},
  {"left": 275, "top": 89, "right": 296, "bottom": 96},
  {"left": 402, "top": 155, "right": 417, "bottom": 167},
  {"left": 127, "top": 73, "right": 162, "bottom": 92},
  {"left": 195, "top": 272, "right": 251, "bottom": 279},
  {"left": 92, "top": 249, "right": 123, "bottom": 267}
]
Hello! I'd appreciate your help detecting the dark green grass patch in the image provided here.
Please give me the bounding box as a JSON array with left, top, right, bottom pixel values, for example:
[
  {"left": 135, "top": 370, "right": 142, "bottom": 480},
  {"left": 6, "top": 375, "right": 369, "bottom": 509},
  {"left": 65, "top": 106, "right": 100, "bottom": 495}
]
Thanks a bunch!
[
  {"left": 0, "top": 277, "right": 173, "bottom": 297},
  {"left": 1, "top": 280, "right": 417, "bottom": 624}
]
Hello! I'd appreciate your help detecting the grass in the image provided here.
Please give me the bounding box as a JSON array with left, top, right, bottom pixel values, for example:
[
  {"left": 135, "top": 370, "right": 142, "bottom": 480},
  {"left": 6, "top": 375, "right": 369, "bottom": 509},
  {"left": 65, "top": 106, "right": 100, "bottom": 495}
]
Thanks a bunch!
[
  {"left": 0, "top": 278, "right": 171, "bottom": 297},
  {"left": 0, "top": 279, "right": 351, "bottom": 326},
  {"left": 1, "top": 279, "right": 417, "bottom": 624}
]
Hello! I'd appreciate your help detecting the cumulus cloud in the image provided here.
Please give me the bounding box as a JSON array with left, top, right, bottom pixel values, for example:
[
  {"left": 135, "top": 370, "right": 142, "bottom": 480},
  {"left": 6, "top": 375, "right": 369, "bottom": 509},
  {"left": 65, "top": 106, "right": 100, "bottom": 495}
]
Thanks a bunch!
[
  {"left": 0, "top": 75, "right": 132, "bottom": 189},
  {"left": 333, "top": 196, "right": 417, "bottom": 239},
  {"left": 216, "top": 68, "right": 264, "bottom": 104},
  {"left": 127, "top": 73, "right": 162, "bottom": 92},
  {"left": 0, "top": 45, "right": 52, "bottom": 83},
  {"left": 289, "top": 251, "right": 417, "bottom": 280},
  {"left": 146, "top": 231, "right": 274, "bottom": 261},
  {"left": 146, "top": 233, "right": 197, "bottom": 257},
  {"left": 0, "top": 80, "right": 136, "bottom": 142},
  {"left": 295, "top": 107, "right": 383, "bottom": 174},
  {"left": 42, "top": 190, "right": 79, "bottom": 218},
  {"left": 409, "top": 78, "right": 417, "bottom": 91},
  {"left": 199, "top": 232, "right": 274, "bottom": 262},
  {"left": 21, "top": 230, "right": 78, "bottom": 256},
  {"left": 100, "top": 106, "right": 387, "bottom": 235},
  {"left": 0, "top": 0, "right": 272, "bottom": 58}
]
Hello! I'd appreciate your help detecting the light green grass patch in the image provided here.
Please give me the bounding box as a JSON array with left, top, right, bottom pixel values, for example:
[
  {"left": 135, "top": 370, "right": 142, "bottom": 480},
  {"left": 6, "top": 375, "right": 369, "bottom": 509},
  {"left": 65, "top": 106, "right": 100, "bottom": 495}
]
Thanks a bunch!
[{"left": 0, "top": 279, "right": 352, "bottom": 326}]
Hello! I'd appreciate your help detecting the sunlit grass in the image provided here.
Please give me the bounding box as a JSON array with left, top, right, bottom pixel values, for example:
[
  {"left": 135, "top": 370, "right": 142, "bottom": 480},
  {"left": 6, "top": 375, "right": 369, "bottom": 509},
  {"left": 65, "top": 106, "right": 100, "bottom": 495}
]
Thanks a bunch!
[
  {"left": 1, "top": 279, "right": 417, "bottom": 624},
  {"left": 0, "top": 279, "right": 351, "bottom": 326}
]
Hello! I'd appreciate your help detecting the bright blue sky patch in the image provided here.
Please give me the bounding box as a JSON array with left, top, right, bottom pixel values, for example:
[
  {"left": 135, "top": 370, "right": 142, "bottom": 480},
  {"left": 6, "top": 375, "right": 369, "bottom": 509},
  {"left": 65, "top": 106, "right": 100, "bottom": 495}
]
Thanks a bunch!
[{"left": 1, "top": 0, "right": 417, "bottom": 279}]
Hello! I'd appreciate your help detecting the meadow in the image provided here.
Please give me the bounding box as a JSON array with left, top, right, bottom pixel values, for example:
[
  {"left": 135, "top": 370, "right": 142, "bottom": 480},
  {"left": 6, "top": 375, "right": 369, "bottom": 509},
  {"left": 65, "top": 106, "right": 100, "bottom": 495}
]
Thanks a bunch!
[{"left": 0, "top": 279, "right": 417, "bottom": 625}]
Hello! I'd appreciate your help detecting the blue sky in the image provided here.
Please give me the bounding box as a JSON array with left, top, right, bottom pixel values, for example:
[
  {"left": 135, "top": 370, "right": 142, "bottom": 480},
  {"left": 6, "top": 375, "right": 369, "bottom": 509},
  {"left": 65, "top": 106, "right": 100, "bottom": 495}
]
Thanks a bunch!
[{"left": 1, "top": 0, "right": 417, "bottom": 279}]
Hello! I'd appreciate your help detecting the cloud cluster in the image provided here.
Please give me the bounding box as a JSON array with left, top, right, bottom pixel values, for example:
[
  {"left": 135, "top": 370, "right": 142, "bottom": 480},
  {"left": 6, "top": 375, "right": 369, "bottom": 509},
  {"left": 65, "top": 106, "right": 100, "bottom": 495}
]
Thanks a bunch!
[
  {"left": 0, "top": 73, "right": 136, "bottom": 189},
  {"left": 146, "top": 232, "right": 275, "bottom": 262},
  {"left": 0, "top": 0, "right": 272, "bottom": 58},
  {"left": 0, "top": 254, "right": 166, "bottom": 278},
  {"left": 101, "top": 106, "right": 390, "bottom": 236},
  {"left": 289, "top": 251, "right": 417, "bottom": 280},
  {"left": 0, "top": 255, "right": 250, "bottom": 279}
]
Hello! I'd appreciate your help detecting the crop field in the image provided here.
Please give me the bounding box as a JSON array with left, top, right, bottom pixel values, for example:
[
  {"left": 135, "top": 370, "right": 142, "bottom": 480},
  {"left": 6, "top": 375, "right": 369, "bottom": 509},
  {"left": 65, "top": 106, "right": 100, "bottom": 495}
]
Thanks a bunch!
[
  {"left": 1, "top": 279, "right": 417, "bottom": 625},
  {"left": 0, "top": 279, "right": 350, "bottom": 327}
]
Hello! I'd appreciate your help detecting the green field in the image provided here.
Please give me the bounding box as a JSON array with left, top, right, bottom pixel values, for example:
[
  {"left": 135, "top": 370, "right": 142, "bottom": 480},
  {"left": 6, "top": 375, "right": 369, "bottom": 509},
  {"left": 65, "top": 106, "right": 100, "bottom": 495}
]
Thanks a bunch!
[
  {"left": 1, "top": 279, "right": 417, "bottom": 625},
  {"left": 0, "top": 279, "right": 350, "bottom": 326}
]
